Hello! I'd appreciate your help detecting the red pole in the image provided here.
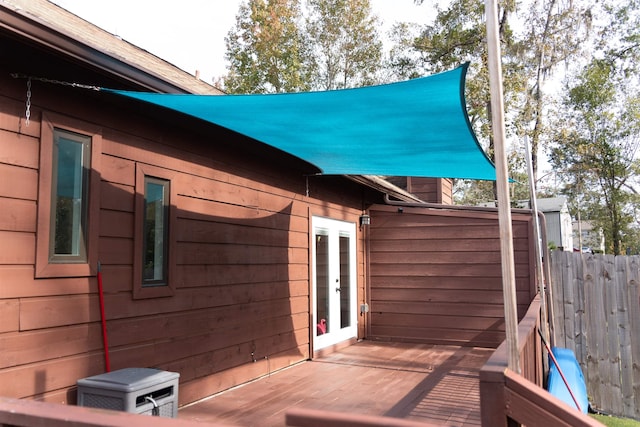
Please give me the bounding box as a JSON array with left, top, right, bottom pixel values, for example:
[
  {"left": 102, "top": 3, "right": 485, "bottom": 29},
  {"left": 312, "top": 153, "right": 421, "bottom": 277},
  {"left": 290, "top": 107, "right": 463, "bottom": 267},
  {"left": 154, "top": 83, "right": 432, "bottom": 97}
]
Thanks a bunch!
[
  {"left": 97, "top": 262, "right": 111, "bottom": 372},
  {"left": 538, "top": 328, "right": 581, "bottom": 412}
]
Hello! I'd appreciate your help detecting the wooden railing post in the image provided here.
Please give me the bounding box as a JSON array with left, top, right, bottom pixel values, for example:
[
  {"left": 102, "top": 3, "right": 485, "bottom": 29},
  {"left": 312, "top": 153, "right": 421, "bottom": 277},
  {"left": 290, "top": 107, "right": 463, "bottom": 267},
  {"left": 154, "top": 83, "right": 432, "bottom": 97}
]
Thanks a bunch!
[
  {"left": 479, "top": 354, "right": 509, "bottom": 427},
  {"left": 480, "top": 297, "right": 543, "bottom": 426}
]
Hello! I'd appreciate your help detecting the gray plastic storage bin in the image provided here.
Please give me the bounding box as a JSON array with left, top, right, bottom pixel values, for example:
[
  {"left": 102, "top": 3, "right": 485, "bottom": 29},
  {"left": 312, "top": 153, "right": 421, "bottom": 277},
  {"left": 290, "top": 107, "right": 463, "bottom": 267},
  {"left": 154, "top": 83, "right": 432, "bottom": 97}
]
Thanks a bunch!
[{"left": 77, "top": 368, "right": 179, "bottom": 418}]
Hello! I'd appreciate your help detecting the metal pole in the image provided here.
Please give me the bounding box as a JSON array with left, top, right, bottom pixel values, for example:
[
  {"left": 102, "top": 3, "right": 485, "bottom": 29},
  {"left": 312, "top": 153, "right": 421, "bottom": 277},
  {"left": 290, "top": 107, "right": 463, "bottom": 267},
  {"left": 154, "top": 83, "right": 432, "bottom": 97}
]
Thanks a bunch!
[
  {"left": 538, "top": 329, "right": 583, "bottom": 411},
  {"left": 485, "top": 0, "right": 520, "bottom": 373},
  {"left": 525, "top": 137, "right": 550, "bottom": 345},
  {"left": 97, "top": 261, "right": 111, "bottom": 372}
]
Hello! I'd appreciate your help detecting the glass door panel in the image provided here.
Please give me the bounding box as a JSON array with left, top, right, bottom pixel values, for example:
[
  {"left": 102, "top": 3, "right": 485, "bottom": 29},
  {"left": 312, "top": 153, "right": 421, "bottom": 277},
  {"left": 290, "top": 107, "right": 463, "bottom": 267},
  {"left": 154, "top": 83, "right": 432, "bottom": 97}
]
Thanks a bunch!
[
  {"left": 312, "top": 217, "right": 357, "bottom": 349},
  {"left": 315, "top": 230, "right": 330, "bottom": 335},
  {"left": 339, "top": 234, "right": 352, "bottom": 329}
]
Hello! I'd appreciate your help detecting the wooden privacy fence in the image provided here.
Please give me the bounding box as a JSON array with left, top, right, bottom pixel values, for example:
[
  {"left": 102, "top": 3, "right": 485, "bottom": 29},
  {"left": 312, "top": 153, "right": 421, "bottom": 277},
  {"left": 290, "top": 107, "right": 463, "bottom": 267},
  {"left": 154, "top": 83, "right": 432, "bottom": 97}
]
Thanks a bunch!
[{"left": 549, "top": 251, "right": 640, "bottom": 420}]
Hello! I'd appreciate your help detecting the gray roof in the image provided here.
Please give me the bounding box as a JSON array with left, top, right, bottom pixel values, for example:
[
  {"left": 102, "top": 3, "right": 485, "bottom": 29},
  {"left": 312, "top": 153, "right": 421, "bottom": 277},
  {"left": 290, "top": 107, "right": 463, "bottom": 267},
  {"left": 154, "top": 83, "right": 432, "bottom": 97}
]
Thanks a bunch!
[
  {"left": 1, "top": 0, "right": 223, "bottom": 94},
  {"left": 535, "top": 197, "right": 568, "bottom": 213}
]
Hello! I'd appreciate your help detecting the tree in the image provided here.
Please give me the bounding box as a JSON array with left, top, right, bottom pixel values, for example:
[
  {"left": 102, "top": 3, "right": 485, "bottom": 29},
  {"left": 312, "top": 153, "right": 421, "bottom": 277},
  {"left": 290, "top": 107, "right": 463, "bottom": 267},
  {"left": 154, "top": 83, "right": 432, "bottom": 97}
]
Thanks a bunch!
[
  {"left": 389, "top": 0, "right": 524, "bottom": 204},
  {"left": 223, "top": 0, "right": 383, "bottom": 93},
  {"left": 549, "top": 59, "right": 640, "bottom": 254},
  {"left": 223, "top": 0, "right": 312, "bottom": 93},
  {"left": 305, "top": 0, "right": 383, "bottom": 90},
  {"left": 598, "top": 0, "right": 640, "bottom": 76},
  {"left": 515, "top": 0, "right": 593, "bottom": 182},
  {"left": 453, "top": 148, "right": 532, "bottom": 205},
  {"left": 405, "top": 0, "right": 505, "bottom": 132},
  {"left": 388, "top": 0, "right": 593, "bottom": 205},
  {"left": 383, "top": 22, "right": 423, "bottom": 82},
  {"left": 546, "top": 0, "right": 640, "bottom": 254}
]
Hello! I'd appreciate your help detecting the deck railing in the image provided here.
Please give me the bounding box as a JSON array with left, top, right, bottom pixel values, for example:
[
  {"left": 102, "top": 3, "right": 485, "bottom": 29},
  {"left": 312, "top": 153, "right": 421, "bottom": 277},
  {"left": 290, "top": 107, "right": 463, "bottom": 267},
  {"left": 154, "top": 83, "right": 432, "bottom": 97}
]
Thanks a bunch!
[
  {"left": 285, "top": 407, "right": 442, "bottom": 427},
  {"left": 479, "top": 296, "right": 602, "bottom": 426},
  {"left": 3, "top": 295, "right": 604, "bottom": 427},
  {"left": 0, "top": 396, "right": 232, "bottom": 427}
]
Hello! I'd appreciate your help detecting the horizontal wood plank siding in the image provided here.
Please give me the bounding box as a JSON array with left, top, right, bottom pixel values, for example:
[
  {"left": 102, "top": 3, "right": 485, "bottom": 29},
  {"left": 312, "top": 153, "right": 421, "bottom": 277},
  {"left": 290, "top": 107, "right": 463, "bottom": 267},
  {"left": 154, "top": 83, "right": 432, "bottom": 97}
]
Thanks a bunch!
[
  {"left": 368, "top": 204, "right": 536, "bottom": 348},
  {"left": 407, "top": 177, "right": 453, "bottom": 204},
  {"left": 0, "top": 70, "right": 367, "bottom": 406},
  {"left": 0, "top": 128, "right": 40, "bottom": 168},
  {"left": 0, "top": 162, "right": 38, "bottom": 200},
  {"left": 0, "top": 198, "right": 37, "bottom": 232},
  {"left": 385, "top": 177, "right": 453, "bottom": 204}
]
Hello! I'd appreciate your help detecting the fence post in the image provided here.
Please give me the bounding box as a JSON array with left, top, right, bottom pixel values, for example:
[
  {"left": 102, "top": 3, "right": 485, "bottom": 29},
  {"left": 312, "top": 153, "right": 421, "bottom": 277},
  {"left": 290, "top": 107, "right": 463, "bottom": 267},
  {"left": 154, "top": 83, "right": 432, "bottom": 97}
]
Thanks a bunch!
[{"left": 626, "top": 256, "right": 640, "bottom": 419}]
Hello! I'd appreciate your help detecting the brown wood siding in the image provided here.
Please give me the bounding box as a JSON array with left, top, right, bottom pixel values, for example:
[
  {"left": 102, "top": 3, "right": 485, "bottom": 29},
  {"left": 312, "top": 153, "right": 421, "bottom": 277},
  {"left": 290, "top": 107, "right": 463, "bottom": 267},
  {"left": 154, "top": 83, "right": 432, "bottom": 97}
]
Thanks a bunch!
[
  {"left": 367, "top": 204, "right": 536, "bottom": 348},
  {"left": 386, "top": 177, "right": 453, "bottom": 204},
  {"left": 0, "top": 72, "right": 367, "bottom": 406},
  {"left": 407, "top": 177, "right": 453, "bottom": 204}
]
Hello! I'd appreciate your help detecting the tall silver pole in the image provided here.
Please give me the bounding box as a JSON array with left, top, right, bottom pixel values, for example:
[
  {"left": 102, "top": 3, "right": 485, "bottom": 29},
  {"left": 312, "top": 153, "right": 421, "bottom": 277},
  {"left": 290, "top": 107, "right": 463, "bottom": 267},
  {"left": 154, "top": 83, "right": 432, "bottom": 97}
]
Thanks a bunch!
[
  {"left": 525, "top": 137, "right": 550, "bottom": 345},
  {"left": 485, "top": 0, "right": 520, "bottom": 373}
]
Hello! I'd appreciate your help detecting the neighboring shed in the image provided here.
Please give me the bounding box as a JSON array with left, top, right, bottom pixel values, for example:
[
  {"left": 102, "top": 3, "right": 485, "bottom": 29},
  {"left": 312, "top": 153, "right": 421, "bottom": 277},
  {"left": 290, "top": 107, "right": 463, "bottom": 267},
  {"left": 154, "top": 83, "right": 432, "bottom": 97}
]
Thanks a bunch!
[
  {"left": 535, "top": 197, "right": 573, "bottom": 251},
  {"left": 481, "top": 197, "right": 574, "bottom": 251}
]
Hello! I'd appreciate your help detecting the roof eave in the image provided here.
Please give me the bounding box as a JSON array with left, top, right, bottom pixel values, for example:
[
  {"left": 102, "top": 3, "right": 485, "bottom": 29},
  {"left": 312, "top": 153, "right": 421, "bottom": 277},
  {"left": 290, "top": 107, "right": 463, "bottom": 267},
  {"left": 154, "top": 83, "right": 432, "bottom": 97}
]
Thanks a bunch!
[
  {"left": 347, "top": 175, "right": 426, "bottom": 204},
  {"left": 0, "top": 4, "right": 206, "bottom": 94}
]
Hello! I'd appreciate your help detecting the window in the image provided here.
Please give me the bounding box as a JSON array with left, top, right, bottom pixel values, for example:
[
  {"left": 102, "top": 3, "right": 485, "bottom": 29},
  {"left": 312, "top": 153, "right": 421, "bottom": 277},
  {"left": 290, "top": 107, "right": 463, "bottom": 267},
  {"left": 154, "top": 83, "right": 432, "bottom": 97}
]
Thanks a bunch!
[
  {"left": 50, "top": 129, "right": 91, "bottom": 263},
  {"left": 143, "top": 177, "right": 169, "bottom": 286},
  {"left": 134, "top": 164, "right": 176, "bottom": 299},
  {"left": 36, "top": 113, "right": 101, "bottom": 278}
]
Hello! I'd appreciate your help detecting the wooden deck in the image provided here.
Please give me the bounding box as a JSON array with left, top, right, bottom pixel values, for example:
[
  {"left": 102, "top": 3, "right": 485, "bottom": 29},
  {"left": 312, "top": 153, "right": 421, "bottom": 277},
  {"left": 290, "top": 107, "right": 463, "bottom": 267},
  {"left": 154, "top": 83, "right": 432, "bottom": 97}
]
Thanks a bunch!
[{"left": 179, "top": 341, "right": 494, "bottom": 427}]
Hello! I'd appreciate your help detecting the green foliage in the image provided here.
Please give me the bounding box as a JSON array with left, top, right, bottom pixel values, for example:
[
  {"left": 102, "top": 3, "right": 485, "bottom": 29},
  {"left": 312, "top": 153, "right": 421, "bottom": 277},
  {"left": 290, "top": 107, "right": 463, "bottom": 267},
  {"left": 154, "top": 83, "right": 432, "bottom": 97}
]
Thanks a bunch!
[
  {"left": 223, "top": 0, "right": 382, "bottom": 93},
  {"left": 591, "top": 413, "right": 640, "bottom": 427},
  {"left": 405, "top": 0, "right": 505, "bottom": 139},
  {"left": 549, "top": 59, "right": 640, "bottom": 254},
  {"left": 545, "top": 1, "right": 639, "bottom": 256},
  {"left": 599, "top": 0, "right": 640, "bottom": 77},
  {"left": 306, "top": 0, "right": 383, "bottom": 90},
  {"left": 223, "top": 0, "right": 312, "bottom": 93},
  {"left": 384, "top": 22, "right": 424, "bottom": 81},
  {"left": 389, "top": 0, "right": 590, "bottom": 152},
  {"left": 392, "top": 0, "right": 516, "bottom": 204},
  {"left": 515, "top": 0, "right": 593, "bottom": 177},
  {"left": 453, "top": 148, "right": 531, "bottom": 205},
  {"left": 388, "top": 0, "right": 593, "bottom": 206}
]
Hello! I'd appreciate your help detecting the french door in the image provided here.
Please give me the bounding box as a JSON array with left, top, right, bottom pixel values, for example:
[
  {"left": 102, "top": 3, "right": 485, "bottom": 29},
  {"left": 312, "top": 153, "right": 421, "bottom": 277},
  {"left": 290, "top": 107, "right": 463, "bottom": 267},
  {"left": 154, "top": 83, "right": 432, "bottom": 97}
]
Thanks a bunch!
[{"left": 312, "top": 216, "right": 357, "bottom": 350}]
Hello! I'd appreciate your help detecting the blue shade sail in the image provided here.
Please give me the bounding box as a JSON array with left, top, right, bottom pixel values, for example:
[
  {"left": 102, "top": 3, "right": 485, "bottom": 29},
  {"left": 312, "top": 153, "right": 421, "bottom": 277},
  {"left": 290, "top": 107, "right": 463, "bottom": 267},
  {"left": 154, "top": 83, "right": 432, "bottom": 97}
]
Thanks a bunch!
[{"left": 106, "top": 64, "right": 496, "bottom": 180}]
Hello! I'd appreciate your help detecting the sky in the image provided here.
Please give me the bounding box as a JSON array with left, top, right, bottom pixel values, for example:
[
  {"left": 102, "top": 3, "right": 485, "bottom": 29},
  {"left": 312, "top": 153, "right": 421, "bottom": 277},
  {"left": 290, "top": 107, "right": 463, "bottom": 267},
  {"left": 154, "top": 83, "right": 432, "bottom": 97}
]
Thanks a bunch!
[{"left": 50, "top": 0, "right": 435, "bottom": 85}]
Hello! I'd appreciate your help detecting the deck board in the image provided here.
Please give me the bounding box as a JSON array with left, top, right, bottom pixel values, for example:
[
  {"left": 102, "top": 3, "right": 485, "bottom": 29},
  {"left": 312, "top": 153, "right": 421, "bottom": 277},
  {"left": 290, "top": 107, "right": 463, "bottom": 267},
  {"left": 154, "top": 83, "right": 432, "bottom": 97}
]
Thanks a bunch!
[{"left": 178, "top": 341, "right": 493, "bottom": 427}]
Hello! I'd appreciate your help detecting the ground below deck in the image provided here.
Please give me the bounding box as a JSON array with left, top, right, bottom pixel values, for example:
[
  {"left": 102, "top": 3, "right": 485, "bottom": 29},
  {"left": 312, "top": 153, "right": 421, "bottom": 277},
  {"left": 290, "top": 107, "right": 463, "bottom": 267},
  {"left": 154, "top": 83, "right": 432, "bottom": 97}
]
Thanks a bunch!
[{"left": 178, "top": 341, "right": 494, "bottom": 427}]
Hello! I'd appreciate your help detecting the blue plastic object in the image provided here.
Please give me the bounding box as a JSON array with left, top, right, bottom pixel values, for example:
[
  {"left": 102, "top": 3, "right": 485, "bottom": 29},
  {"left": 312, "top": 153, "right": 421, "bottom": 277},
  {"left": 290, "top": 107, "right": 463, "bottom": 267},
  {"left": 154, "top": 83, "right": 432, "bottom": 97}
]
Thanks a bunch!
[
  {"left": 547, "top": 347, "right": 589, "bottom": 413},
  {"left": 105, "top": 64, "right": 496, "bottom": 181}
]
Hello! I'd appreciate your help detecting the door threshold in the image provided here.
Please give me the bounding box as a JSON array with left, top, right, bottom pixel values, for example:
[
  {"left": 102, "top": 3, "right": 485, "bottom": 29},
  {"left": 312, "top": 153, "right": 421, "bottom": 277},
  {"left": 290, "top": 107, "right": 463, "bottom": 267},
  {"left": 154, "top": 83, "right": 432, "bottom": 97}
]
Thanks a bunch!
[{"left": 313, "top": 337, "right": 358, "bottom": 359}]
